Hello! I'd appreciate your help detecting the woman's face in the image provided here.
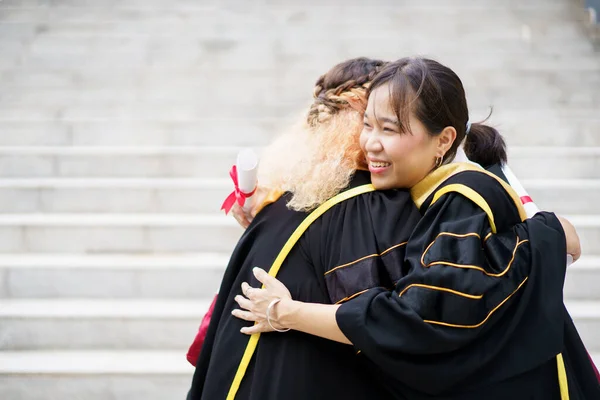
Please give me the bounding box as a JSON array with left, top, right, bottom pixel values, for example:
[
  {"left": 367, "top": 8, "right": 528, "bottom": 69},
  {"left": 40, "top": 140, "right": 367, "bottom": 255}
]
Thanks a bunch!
[{"left": 359, "top": 84, "right": 439, "bottom": 190}]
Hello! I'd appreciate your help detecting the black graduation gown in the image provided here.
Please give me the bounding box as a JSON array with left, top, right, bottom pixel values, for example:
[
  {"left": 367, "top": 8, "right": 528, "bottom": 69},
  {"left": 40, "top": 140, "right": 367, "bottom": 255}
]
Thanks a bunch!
[
  {"left": 337, "top": 163, "right": 600, "bottom": 400},
  {"left": 187, "top": 171, "right": 421, "bottom": 400}
]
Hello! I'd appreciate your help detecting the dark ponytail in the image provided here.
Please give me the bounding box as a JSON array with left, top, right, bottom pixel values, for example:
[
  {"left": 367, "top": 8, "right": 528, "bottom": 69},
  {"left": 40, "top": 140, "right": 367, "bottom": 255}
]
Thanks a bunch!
[{"left": 464, "top": 123, "right": 507, "bottom": 168}]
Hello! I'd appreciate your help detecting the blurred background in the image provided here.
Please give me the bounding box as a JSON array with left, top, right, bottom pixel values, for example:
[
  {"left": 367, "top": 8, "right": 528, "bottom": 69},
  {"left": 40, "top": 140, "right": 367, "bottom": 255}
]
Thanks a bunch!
[{"left": 0, "top": 0, "right": 599, "bottom": 399}]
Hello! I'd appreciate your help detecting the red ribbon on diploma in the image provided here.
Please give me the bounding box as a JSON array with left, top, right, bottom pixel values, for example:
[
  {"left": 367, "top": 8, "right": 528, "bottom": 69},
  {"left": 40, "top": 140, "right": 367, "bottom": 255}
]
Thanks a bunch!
[
  {"left": 221, "top": 165, "right": 257, "bottom": 214},
  {"left": 520, "top": 196, "right": 533, "bottom": 205}
]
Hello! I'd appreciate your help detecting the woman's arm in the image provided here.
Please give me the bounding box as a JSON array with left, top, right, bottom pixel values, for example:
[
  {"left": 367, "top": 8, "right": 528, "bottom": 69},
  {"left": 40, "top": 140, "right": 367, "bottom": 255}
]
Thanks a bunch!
[
  {"left": 232, "top": 268, "right": 351, "bottom": 344},
  {"left": 276, "top": 298, "right": 349, "bottom": 344},
  {"left": 557, "top": 215, "right": 581, "bottom": 261}
]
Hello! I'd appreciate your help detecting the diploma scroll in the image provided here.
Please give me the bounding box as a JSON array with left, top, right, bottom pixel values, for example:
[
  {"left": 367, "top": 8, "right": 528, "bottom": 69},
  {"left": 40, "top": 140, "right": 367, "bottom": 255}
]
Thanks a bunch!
[
  {"left": 501, "top": 164, "right": 541, "bottom": 217},
  {"left": 220, "top": 148, "right": 259, "bottom": 215},
  {"left": 236, "top": 148, "right": 259, "bottom": 212}
]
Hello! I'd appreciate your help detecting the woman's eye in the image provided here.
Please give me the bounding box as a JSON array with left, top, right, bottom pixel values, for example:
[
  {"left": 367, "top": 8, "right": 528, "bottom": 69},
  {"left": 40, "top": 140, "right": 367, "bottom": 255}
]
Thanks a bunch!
[
  {"left": 363, "top": 121, "right": 372, "bottom": 128},
  {"left": 383, "top": 127, "right": 396, "bottom": 133}
]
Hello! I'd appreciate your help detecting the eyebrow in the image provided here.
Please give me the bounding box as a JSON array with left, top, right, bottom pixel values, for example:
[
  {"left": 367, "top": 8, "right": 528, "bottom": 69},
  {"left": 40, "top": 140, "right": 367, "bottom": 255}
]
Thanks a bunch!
[
  {"left": 364, "top": 112, "right": 399, "bottom": 125},
  {"left": 379, "top": 117, "right": 400, "bottom": 125}
]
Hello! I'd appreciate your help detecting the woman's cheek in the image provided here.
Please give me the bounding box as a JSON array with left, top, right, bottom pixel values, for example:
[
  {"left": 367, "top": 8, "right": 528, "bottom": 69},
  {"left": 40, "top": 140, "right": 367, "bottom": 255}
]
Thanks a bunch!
[
  {"left": 358, "top": 129, "right": 368, "bottom": 152},
  {"left": 381, "top": 135, "right": 398, "bottom": 161}
]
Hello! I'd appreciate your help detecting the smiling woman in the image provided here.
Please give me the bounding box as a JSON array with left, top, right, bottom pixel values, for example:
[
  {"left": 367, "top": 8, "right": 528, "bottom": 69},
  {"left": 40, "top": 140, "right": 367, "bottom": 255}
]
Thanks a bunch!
[
  {"left": 360, "top": 57, "right": 506, "bottom": 190},
  {"left": 235, "top": 57, "right": 599, "bottom": 400}
]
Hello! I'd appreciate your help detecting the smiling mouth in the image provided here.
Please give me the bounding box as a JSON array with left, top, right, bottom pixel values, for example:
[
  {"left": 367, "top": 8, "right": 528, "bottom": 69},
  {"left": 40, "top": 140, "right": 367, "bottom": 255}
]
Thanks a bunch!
[{"left": 369, "top": 161, "right": 391, "bottom": 168}]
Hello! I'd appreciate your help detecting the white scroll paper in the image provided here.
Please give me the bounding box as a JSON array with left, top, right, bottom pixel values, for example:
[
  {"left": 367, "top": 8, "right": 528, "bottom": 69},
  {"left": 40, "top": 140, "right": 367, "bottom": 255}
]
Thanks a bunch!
[{"left": 236, "top": 148, "right": 259, "bottom": 212}]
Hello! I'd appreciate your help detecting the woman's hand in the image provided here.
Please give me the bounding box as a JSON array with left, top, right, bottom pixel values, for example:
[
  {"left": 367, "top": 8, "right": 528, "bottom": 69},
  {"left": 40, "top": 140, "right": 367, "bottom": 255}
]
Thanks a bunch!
[
  {"left": 233, "top": 268, "right": 351, "bottom": 344},
  {"left": 557, "top": 215, "right": 581, "bottom": 262},
  {"left": 230, "top": 202, "right": 254, "bottom": 229},
  {"left": 230, "top": 186, "right": 275, "bottom": 229},
  {"left": 232, "top": 267, "right": 292, "bottom": 335}
]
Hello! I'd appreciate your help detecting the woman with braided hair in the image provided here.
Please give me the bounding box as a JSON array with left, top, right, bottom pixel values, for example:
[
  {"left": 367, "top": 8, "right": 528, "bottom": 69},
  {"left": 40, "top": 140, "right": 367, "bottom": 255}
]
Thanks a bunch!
[{"left": 186, "top": 57, "right": 423, "bottom": 400}]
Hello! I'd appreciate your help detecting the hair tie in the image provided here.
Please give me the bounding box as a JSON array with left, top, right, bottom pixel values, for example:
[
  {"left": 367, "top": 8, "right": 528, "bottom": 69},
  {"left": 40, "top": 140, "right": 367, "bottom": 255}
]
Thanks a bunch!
[{"left": 465, "top": 120, "right": 472, "bottom": 135}]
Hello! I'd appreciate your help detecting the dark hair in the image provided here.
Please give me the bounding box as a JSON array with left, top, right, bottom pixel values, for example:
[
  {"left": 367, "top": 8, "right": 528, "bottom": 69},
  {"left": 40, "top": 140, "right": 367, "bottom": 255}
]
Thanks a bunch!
[
  {"left": 368, "top": 57, "right": 507, "bottom": 168},
  {"left": 307, "top": 57, "right": 387, "bottom": 126}
]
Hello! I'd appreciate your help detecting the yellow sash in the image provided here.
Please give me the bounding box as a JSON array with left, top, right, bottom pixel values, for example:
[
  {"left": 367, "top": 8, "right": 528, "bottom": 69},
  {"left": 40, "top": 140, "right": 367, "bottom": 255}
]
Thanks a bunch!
[{"left": 226, "top": 183, "right": 375, "bottom": 399}]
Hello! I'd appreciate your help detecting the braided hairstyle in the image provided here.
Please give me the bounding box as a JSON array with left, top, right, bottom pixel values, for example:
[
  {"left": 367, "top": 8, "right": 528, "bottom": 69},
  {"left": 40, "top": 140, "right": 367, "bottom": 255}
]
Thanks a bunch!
[
  {"left": 258, "top": 57, "right": 388, "bottom": 212},
  {"left": 307, "top": 57, "right": 387, "bottom": 126}
]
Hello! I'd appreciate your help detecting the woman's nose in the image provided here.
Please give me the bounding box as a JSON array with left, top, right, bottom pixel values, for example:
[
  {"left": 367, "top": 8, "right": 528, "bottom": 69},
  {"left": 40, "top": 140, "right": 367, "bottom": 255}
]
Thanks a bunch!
[{"left": 364, "top": 133, "right": 384, "bottom": 153}]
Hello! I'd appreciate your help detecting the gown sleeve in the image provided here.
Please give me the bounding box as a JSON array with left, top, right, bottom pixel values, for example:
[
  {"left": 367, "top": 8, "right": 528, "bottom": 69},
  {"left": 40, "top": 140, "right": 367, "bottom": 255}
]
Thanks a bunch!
[
  {"left": 336, "top": 175, "right": 569, "bottom": 395},
  {"left": 304, "top": 188, "right": 421, "bottom": 305}
]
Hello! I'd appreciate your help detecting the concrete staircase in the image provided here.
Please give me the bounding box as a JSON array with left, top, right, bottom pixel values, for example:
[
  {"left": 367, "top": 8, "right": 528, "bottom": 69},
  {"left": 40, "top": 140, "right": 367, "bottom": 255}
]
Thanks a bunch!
[{"left": 0, "top": 0, "right": 599, "bottom": 398}]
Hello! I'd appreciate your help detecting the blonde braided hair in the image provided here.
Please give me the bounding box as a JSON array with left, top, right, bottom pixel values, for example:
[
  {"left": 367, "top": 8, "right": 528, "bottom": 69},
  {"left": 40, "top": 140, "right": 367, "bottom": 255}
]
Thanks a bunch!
[
  {"left": 259, "top": 58, "right": 388, "bottom": 212},
  {"left": 307, "top": 61, "right": 386, "bottom": 126}
]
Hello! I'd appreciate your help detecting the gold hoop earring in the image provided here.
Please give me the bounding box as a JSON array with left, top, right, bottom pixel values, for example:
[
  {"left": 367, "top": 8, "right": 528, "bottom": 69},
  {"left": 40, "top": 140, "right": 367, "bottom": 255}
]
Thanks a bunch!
[{"left": 435, "top": 155, "right": 444, "bottom": 168}]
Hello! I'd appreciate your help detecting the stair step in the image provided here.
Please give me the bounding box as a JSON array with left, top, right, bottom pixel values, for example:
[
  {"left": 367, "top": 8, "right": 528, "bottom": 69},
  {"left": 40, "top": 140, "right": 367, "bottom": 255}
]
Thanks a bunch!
[
  {"left": 565, "top": 300, "right": 600, "bottom": 352},
  {"left": 0, "top": 350, "right": 193, "bottom": 374},
  {"left": 0, "top": 146, "right": 239, "bottom": 178},
  {"left": 0, "top": 120, "right": 285, "bottom": 147},
  {"left": 0, "top": 253, "right": 229, "bottom": 268},
  {"left": 0, "top": 252, "right": 595, "bottom": 300},
  {"left": 0, "top": 253, "right": 226, "bottom": 299},
  {"left": 565, "top": 257, "right": 600, "bottom": 300},
  {"left": 3, "top": 69, "right": 600, "bottom": 92},
  {"left": 1, "top": 177, "right": 600, "bottom": 214},
  {"left": 0, "top": 212, "right": 598, "bottom": 254},
  {"left": 2, "top": 213, "right": 600, "bottom": 255},
  {"left": 3, "top": 146, "right": 600, "bottom": 178},
  {"left": 3, "top": 82, "right": 599, "bottom": 110},
  {"left": 1, "top": 115, "right": 600, "bottom": 147},
  {"left": 522, "top": 179, "right": 600, "bottom": 214},
  {"left": 0, "top": 213, "right": 235, "bottom": 225},
  {"left": 0, "top": 213, "right": 241, "bottom": 253},
  {"left": 0, "top": 351, "right": 193, "bottom": 400},
  {"left": 0, "top": 296, "right": 597, "bottom": 351},
  {"left": 508, "top": 147, "right": 600, "bottom": 179},
  {"left": 0, "top": 299, "right": 211, "bottom": 350},
  {"left": 0, "top": 178, "right": 231, "bottom": 213},
  {"left": 0, "top": 348, "right": 594, "bottom": 400},
  {"left": 0, "top": 298, "right": 212, "bottom": 318}
]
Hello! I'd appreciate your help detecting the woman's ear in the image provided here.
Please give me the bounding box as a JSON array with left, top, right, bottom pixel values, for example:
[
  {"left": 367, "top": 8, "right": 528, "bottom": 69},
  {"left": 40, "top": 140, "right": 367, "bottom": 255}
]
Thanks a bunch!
[{"left": 437, "top": 126, "right": 457, "bottom": 157}]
